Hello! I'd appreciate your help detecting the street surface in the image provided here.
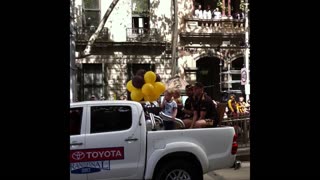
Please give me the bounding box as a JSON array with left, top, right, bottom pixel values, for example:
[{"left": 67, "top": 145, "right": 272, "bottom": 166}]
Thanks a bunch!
[{"left": 204, "top": 161, "right": 250, "bottom": 180}]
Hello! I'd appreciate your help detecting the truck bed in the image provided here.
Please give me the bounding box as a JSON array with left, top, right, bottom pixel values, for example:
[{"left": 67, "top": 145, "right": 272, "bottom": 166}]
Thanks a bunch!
[{"left": 146, "top": 126, "right": 236, "bottom": 173}]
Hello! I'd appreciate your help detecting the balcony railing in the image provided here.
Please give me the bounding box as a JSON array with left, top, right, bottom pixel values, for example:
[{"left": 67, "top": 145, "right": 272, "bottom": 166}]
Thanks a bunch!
[
  {"left": 183, "top": 18, "right": 245, "bottom": 34},
  {"left": 76, "top": 26, "right": 109, "bottom": 42},
  {"left": 126, "top": 28, "right": 164, "bottom": 42}
]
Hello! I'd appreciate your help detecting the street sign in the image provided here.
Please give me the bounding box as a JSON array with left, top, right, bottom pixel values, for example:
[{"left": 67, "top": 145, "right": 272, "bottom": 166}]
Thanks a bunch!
[
  {"left": 241, "top": 68, "right": 247, "bottom": 85},
  {"left": 245, "top": 84, "right": 250, "bottom": 94}
]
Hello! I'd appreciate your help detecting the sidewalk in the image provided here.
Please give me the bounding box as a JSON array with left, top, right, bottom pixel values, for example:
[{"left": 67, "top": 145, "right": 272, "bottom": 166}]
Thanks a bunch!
[
  {"left": 204, "top": 161, "right": 250, "bottom": 180},
  {"left": 203, "top": 146, "right": 250, "bottom": 180},
  {"left": 236, "top": 147, "right": 250, "bottom": 161}
]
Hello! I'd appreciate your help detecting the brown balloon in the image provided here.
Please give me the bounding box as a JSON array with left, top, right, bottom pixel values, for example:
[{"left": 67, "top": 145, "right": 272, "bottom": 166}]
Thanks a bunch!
[
  {"left": 156, "top": 74, "right": 161, "bottom": 82},
  {"left": 132, "top": 75, "right": 144, "bottom": 89},
  {"left": 136, "top": 69, "right": 146, "bottom": 77}
]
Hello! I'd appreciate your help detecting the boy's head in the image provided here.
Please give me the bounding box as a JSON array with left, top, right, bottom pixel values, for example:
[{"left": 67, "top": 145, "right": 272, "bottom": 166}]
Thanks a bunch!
[
  {"left": 173, "top": 88, "right": 181, "bottom": 98},
  {"left": 164, "top": 89, "right": 174, "bottom": 101}
]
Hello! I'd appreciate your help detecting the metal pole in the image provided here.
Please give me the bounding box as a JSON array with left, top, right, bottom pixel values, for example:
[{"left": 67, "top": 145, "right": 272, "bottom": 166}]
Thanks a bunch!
[
  {"left": 70, "top": 0, "right": 77, "bottom": 102},
  {"left": 219, "top": 60, "right": 222, "bottom": 93},
  {"left": 244, "top": 1, "right": 250, "bottom": 102},
  {"left": 171, "top": 0, "right": 178, "bottom": 77}
]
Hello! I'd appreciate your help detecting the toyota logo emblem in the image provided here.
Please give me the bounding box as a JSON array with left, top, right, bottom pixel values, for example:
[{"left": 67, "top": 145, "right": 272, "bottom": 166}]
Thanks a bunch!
[{"left": 72, "top": 151, "right": 85, "bottom": 160}]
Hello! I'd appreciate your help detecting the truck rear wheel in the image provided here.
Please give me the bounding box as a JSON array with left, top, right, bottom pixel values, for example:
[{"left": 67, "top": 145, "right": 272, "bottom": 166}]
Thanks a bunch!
[{"left": 154, "top": 159, "right": 203, "bottom": 180}]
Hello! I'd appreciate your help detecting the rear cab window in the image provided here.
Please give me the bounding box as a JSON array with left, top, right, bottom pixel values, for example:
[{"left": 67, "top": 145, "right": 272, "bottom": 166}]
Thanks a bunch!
[{"left": 90, "top": 106, "right": 132, "bottom": 133}]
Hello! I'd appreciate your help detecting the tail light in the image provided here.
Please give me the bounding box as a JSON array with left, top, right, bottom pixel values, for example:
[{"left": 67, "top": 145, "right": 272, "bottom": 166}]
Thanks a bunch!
[{"left": 231, "top": 133, "right": 238, "bottom": 155}]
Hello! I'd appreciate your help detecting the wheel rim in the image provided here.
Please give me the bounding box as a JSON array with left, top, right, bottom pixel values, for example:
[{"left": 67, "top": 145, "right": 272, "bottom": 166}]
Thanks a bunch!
[{"left": 165, "top": 169, "right": 191, "bottom": 180}]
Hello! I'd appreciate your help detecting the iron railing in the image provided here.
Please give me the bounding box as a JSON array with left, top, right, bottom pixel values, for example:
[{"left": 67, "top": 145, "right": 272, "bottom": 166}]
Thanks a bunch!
[
  {"left": 126, "top": 28, "right": 164, "bottom": 42},
  {"left": 221, "top": 114, "right": 250, "bottom": 147},
  {"left": 76, "top": 26, "right": 109, "bottom": 41},
  {"left": 184, "top": 18, "right": 245, "bottom": 34}
]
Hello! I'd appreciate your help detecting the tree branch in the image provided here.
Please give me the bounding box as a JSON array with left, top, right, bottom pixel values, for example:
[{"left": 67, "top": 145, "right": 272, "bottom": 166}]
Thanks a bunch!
[
  {"left": 75, "top": 52, "right": 92, "bottom": 59},
  {"left": 76, "top": 0, "right": 120, "bottom": 59}
]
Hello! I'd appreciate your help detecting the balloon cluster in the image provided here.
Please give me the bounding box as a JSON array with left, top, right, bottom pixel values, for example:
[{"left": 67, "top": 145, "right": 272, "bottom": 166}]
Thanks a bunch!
[{"left": 126, "top": 69, "right": 166, "bottom": 102}]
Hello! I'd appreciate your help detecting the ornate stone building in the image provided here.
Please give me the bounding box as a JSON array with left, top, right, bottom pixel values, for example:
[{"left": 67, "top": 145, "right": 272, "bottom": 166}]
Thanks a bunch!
[{"left": 72, "top": 0, "right": 250, "bottom": 101}]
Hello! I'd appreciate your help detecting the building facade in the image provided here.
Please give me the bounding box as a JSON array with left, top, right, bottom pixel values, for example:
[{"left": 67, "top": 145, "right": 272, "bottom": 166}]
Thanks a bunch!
[{"left": 71, "top": 0, "right": 250, "bottom": 101}]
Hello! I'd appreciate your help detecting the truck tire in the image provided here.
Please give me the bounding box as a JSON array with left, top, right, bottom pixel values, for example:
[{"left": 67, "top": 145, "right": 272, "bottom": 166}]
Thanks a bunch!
[{"left": 153, "top": 159, "right": 203, "bottom": 180}]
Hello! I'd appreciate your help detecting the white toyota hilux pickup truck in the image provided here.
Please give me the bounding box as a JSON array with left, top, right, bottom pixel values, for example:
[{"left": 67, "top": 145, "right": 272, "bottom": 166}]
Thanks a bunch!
[{"left": 70, "top": 100, "right": 238, "bottom": 180}]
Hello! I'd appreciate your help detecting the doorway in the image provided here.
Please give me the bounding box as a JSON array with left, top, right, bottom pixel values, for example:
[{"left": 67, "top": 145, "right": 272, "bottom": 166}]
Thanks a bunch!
[{"left": 196, "top": 57, "right": 221, "bottom": 101}]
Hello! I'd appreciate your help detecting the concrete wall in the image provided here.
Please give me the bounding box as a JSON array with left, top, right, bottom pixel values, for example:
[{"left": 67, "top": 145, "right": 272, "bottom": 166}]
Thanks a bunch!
[
  {"left": 102, "top": 0, "right": 131, "bottom": 42},
  {"left": 75, "top": 37, "right": 172, "bottom": 99},
  {"left": 75, "top": 0, "right": 174, "bottom": 42},
  {"left": 149, "top": 0, "right": 173, "bottom": 42},
  {"left": 74, "top": 0, "right": 175, "bottom": 100}
]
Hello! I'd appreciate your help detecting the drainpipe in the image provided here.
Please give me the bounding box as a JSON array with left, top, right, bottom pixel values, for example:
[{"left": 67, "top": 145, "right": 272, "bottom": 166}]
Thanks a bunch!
[
  {"left": 219, "top": 59, "right": 223, "bottom": 93},
  {"left": 171, "top": 0, "right": 178, "bottom": 77},
  {"left": 70, "top": 0, "right": 77, "bottom": 102},
  {"left": 244, "top": 0, "right": 250, "bottom": 102}
]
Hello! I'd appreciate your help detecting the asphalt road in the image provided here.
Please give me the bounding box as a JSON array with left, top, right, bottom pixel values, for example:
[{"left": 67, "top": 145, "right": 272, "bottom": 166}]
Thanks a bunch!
[{"left": 204, "top": 161, "right": 250, "bottom": 180}]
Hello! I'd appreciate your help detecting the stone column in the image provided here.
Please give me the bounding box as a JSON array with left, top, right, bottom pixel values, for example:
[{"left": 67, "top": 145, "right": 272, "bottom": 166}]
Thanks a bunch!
[{"left": 192, "top": 0, "right": 195, "bottom": 17}]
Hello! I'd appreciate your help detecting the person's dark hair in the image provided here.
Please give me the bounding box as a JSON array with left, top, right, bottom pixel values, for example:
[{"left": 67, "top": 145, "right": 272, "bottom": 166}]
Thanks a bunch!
[
  {"left": 194, "top": 82, "right": 204, "bottom": 88},
  {"left": 220, "top": 92, "right": 228, "bottom": 102},
  {"left": 229, "top": 94, "right": 236, "bottom": 99}
]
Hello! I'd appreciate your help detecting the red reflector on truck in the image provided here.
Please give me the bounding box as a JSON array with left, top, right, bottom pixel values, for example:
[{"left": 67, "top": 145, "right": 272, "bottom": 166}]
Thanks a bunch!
[{"left": 231, "top": 134, "right": 238, "bottom": 155}]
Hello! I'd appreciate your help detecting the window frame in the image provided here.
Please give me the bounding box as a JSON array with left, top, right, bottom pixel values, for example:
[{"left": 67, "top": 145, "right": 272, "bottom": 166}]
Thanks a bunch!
[
  {"left": 82, "top": 0, "right": 101, "bottom": 27},
  {"left": 89, "top": 105, "right": 133, "bottom": 134},
  {"left": 81, "top": 63, "right": 105, "bottom": 101},
  {"left": 70, "top": 106, "right": 86, "bottom": 136},
  {"left": 131, "top": 0, "right": 149, "bottom": 17}
]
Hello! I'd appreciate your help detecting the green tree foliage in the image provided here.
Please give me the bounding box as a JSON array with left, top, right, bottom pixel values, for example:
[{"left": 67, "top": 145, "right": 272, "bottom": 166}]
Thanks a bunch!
[{"left": 132, "top": 0, "right": 149, "bottom": 16}]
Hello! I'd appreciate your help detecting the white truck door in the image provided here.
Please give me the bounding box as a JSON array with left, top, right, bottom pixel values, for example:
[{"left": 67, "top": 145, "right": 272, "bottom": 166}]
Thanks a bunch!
[
  {"left": 85, "top": 104, "right": 143, "bottom": 180},
  {"left": 70, "top": 106, "right": 88, "bottom": 180}
]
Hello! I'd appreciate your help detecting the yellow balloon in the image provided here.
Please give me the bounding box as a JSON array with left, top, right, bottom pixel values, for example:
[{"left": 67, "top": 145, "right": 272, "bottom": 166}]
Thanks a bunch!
[
  {"left": 144, "top": 93, "right": 158, "bottom": 102},
  {"left": 126, "top": 80, "right": 136, "bottom": 92},
  {"left": 155, "top": 89, "right": 162, "bottom": 100},
  {"left": 142, "top": 83, "right": 154, "bottom": 96},
  {"left": 143, "top": 95, "right": 152, "bottom": 102},
  {"left": 154, "top": 82, "right": 166, "bottom": 95},
  {"left": 144, "top": 71, "right": 156, "bottom": 83},
  {"left": 149, "top": 94, "right": 159, "bottom": 101},
  {"left": 130, "top": 89, "right": 143, "bottom": 101}
]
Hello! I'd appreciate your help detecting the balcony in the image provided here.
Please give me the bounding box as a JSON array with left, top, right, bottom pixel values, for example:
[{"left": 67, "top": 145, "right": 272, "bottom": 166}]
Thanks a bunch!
[
  {"left": 126, "top": 28, "right": 164, "bottom": 42},
  {"left": 76, "top": 26, "right": 109, "bottom": 42},
  {"left": 182, "top": 18, "right": 245, "bottom": 35}
]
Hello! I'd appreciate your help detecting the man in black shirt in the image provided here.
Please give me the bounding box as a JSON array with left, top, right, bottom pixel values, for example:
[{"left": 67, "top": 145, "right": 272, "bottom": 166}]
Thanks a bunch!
[
  {"left": 182, "top": 84, "right": 194, "bottom": 120},
  {"left": 184, "top": 82, "right": 219, "bottom": 128}
]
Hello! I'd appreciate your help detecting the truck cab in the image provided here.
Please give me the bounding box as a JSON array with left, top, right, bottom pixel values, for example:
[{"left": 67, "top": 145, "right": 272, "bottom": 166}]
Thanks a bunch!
[{"left": 70, "top": 101, "right": 146, "bottom": 179}]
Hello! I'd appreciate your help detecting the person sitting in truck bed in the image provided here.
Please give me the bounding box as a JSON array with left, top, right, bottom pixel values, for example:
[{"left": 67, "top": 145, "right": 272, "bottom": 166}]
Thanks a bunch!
[
  {"left": 184, "top": 82, "right": 219, "bottom": 128},
  {"left": 173, "top": 88, "right": 184, "bottom": 119},
  {"left": 160, "top": 89, "right": 178, "bottom": 130},
  {"left": 182, "top": 84, "right": 194, "bottom": 121}
]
